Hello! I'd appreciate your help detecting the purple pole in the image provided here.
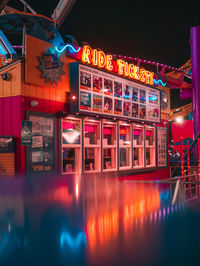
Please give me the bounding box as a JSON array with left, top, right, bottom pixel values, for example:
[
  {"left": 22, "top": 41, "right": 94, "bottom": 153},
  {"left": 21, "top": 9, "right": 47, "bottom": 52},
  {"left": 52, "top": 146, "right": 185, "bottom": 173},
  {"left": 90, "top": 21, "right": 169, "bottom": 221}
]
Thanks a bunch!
[
  {"left": 179, "top": 89, "right": 193, "bottom": 100},
  {"left": 190, "top": 27, "right": 200, "bottom": 138}
]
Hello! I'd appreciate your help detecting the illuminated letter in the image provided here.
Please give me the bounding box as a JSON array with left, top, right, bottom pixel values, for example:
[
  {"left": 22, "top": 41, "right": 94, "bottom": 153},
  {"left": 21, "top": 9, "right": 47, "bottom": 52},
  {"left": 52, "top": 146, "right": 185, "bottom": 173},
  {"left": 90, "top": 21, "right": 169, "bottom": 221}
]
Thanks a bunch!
[
  {"left": 117, "top": 59, "right": 125, "bottom": 75},
  {"left": 98, "top": 50, "right": 106, "bottom": 68},
  {"left": 133, "top": 66, "right": 140, "bottom": 80},
  {"left": 144, "top": 71, "right": 151, "bottom": 84},
  {"left": 82, "top": 45, "right": 92, "bottom": 64},
  {"left": 149, "top": 72, "right": 154, "bottom": 85},
  {"left": 92, "top": 49, "right": 98, "bottom": 66},
  {"left": 106, "top": 55, "right": 113, "bottom": 71},
  {"left": 128, "top": 64, "right": 135, "bottom": 79},
  {"left": 124, "top": 62, "right": 129, "bottom": 77},
  {"left": 140, "top": 69, "right": 146, "bottom": 83}
]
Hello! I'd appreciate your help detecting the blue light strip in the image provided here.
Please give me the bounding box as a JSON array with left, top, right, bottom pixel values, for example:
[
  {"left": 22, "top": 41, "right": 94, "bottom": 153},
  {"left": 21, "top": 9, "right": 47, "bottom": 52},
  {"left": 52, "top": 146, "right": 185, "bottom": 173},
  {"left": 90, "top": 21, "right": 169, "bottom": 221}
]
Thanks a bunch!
[
  {"left": 58, "top": 0, "right": 65, "bottom": 10},
  {"left": 55, "top": 44, "right": 81, "bottom": 54},
  {"left": 0, "top": 43, "right": 6, "bottom": 55},
  {"left": 60, "top": 231, "right": 87, "bottom": 249},
  {"left": 0, "top": 30, "right": 17, "bottom": 56},
  {"left": 149, "top": 96, "right": 158, "bottom": 101},
  {"left": 154, "top": 79, "right": 167, "bottom": 86}
]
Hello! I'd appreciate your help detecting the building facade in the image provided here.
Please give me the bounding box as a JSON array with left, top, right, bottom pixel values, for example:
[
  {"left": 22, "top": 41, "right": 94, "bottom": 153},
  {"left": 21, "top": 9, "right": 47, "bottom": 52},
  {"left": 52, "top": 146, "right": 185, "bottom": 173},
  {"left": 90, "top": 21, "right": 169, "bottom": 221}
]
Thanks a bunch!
[{"left": 0, "top": 34, "right": 170, "bottom": 178}]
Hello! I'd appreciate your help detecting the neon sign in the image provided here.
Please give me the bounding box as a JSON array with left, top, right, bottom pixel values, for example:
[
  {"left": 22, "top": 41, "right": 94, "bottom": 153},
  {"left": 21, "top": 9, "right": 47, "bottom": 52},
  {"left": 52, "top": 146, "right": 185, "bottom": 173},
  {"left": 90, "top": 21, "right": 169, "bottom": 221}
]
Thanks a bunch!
[{"left": 81, "top": 45, "right": 154, "bottom": 86}]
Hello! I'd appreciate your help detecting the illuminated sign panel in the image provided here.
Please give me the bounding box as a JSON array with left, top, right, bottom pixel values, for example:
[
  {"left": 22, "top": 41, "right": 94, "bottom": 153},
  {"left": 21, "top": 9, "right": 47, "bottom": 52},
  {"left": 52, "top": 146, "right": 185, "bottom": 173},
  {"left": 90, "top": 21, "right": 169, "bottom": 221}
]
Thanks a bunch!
[
  {"left": 81, "top": 45, "right": 154, "bottom": 85},
  {"left": 70, "top": 63, "right": 161, "bottom": 123}
]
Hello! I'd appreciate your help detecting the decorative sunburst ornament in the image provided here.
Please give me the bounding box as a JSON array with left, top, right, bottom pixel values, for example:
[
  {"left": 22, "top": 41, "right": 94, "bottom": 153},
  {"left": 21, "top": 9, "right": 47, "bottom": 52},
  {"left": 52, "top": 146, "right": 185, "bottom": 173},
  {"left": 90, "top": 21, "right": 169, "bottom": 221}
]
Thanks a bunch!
[{"left": 37, "top": 53, "right": 65, "bottom": 85}]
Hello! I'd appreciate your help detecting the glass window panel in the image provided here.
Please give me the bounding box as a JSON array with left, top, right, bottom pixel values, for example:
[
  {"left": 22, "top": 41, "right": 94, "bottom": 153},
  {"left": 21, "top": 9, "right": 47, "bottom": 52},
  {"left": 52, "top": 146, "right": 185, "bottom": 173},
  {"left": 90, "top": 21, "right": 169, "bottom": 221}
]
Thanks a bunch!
[
  {"left": 85, "top": 147, "right": 101, "bottom": 171},
  {"left": 145, "top": 128, "right": 155, "bottom": 146},
  {"left": 63, "top": 147, "right": 81, "bottom": 173},
  {"left": 103, "top": 148, "right": 117, "bottom": 170},
  {"left": 119, "top": 125, "right": 131, "bottom": 146},
  {"left": 62, "top": 120, "right": 81, "bottom": 145},
  {"left": 146, "top": 147, "right": 155, "bottom": 166},
  {"left": 133, "top": 125, "right": 144, "bottom": 168},
  {"left": 84, "top": 121, "right": 100, "bottom": 145},
  {"left": 62, "top": 118, "right": 82, "bottom": 174},
  {"left": 145, "top": 126, "right": 155, "bottom": 167},
  {"left": 120, "top": 147, "right": 131, "bottom": 168},
  {"left": 103, "top": 124, "right": 116, "bottom": 146},
  {"left": 84, "top": 120, "right": 101, "bottom": 172},
  {"left": 103, "top": 123, "right": 117, "bottom": 171},
  {"left": 133, "top": 126, "right": 144, "bottom": 146},
  {"left": 133, "top": 147, "right": 144, "bottom": 167}
]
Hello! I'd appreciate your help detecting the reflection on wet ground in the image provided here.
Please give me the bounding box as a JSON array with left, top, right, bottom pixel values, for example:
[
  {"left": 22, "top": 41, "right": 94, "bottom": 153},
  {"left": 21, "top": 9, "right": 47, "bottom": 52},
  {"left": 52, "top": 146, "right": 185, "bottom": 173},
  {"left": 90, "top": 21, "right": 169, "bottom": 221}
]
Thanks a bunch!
[{"left": 0, "top": 175, "right": 200, "bottom": 266}]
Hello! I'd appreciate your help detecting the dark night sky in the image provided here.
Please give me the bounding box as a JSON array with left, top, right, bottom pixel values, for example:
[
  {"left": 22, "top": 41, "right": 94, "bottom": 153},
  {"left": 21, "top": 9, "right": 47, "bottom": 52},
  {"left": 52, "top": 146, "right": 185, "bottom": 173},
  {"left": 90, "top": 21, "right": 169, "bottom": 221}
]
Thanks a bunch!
[{"left": 8, "top": 0, "right": 200, "bottom": 107}]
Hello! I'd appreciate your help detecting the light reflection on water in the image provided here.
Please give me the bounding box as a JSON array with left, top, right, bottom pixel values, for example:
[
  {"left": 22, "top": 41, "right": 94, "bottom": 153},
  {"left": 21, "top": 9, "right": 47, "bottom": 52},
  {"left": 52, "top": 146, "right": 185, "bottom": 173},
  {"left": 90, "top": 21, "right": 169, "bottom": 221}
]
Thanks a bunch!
[{"left": 0, "top": 175, "right": 199, "bottom": 266}]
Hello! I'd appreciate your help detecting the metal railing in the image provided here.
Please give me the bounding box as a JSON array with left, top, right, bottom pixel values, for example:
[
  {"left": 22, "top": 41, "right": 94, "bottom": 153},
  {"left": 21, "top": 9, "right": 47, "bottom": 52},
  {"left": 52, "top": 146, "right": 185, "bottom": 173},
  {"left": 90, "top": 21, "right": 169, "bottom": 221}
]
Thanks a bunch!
[
  {"left": 169, "top": 166, "right": 198, "bottom": 178},
  {"left": 168, "top": 173, "right": 200, "bottom": 204}
]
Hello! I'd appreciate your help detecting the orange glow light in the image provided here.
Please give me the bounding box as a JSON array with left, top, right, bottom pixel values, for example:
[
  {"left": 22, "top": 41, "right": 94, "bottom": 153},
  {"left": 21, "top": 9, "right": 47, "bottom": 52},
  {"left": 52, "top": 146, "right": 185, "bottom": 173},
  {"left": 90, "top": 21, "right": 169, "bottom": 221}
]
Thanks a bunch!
[
  {"left": 117, "top": 59, "right": 125, "bottom": 75},
  {"left": 82, "top": 45, "right": 92, "bottom": 64},
  {"left": 81, "top": 45, "right": 154, "bottom": 85},
  {"left": 140, "top": 69, "right": 146, "bottom": 83},
  {"left": 92, "top": 49, "right": 98, "bottom": 66},
  {"left": 98, "top": 50, "right": 106, "bottom": 68},
  {"left": 105, "top": 55, "right": 113, "bottom": 71}
]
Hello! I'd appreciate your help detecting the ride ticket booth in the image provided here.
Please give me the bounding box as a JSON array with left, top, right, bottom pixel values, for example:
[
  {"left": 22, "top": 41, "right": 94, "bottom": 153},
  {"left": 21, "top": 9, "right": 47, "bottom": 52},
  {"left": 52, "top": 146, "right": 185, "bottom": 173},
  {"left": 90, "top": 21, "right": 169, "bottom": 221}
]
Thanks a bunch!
[{"left": 0, "top": 23, "right": 170, "bottom": 178}]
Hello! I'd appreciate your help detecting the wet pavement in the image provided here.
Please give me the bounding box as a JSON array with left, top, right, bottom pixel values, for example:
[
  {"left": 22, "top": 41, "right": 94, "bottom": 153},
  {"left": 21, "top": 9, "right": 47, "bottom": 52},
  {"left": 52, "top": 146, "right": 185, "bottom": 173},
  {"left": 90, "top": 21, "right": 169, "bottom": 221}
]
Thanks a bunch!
[{"left": 0, "top": 175, "right": 200, "bottom": 266}]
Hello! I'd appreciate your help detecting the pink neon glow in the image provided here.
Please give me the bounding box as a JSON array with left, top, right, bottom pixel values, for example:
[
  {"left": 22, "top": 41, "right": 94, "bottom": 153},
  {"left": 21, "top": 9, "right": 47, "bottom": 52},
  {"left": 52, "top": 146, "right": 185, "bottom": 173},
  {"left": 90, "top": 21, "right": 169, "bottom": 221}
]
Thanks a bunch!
[
  {"left": 146, "top": 130, "right": 152, "bottom": 136},
  {"left": 103, "top": 127, "right": 112, "bottom": 135},
  {"left": 133, "top": 129, "right": 142, "bottom": 136},
  {"left": 63, "top": 121, "right": 74, "bottom": 130},
  {"left": 85, "top": 125, "right": 95, "bottom": 133}
]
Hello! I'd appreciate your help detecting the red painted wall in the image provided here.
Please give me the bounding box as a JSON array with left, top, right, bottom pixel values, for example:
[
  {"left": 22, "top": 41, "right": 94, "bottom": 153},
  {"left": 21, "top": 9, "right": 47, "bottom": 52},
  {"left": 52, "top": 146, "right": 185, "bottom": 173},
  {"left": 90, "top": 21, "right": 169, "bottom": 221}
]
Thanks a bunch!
[
  {"left": 0, "top": 96, "right": 26, "bottom": 174},
  {"left": 171, "top": 120, "right": 193, "bottom": 143},
  {"left": 0, "top": 95, "right": 68, "bottom": 174},
  {"left": 119, "top": 168, "right": 169, "bottom": 181}
]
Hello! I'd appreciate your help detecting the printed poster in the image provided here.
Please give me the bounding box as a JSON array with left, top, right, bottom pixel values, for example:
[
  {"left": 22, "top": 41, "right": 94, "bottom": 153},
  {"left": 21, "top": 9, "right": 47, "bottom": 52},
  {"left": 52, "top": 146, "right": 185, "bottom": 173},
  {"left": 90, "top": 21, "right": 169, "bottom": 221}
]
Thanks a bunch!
[
  {"left": 132, "top": 87, "right": 138, "bottom": 102},
  {"left": 114, "top": 81, "right": 122, "bottom": 98},
  {"left": 32, "top": 151, "right": 43, "bottom": 163},
  {"left": 114, "top": 99, "right": 122, "bottom": 115},
  {"left": 140, "top": 89, "right": 146, "bottom": 103},
  {"left": 28, "top": 115, "right": 55, "bottom": 173},
  {"left": 80, "top": 91, "right": 91, "bottom": 110},
  {"left": 32, "top": 136, "right": 43, "bottom": 148},
  {"left": 21, "top": 120, "right": 32, "bottom": 146},
  {"left": 132, "top": 103, "right": 139, "bottom": 117},
  {"left": 149, "top": 92, "right": 158, "bottom": 105},
  {"left": 80, "top": 71, "right": 91, "bottom": 90},
  {"left": 93, "top": 94, "right": 102, "bottom": 112},
  {"left": 93, "top": 75, "right": 102, "bottom": 93},
  {"left": 123, "top": 85, "right": 131, "bottom": 100},
  {"left": 157, "top": 127, "right": 167, "bottom": 167},
  {"left": 139, "top": 104, "right": 146, "bottom": 119},
  {"left": 123, "top": 101, "right": 132, "bottom": 117},
  {"left": 147, "top": 106, "right": 160, "bottom": 121},
  {"left": 104, "top": 78, "right": 113, "bottom": 95},
  {"left": 104, "top": 97, "right": 113, "bottom": 113}
]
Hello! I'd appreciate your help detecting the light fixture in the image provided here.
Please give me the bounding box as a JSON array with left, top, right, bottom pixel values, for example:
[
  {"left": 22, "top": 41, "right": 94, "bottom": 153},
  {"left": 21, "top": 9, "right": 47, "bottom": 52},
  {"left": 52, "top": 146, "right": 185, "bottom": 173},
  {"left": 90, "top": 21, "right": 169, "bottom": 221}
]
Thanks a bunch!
[
  {"left": 1, "top": 72, "right": 11, "bottom": 81},
  {"left": 176, "top": 116, "right": 183, "bottom": 123},
  {"left": 30, "top": 100, "right": 39, "bottom": 107}
]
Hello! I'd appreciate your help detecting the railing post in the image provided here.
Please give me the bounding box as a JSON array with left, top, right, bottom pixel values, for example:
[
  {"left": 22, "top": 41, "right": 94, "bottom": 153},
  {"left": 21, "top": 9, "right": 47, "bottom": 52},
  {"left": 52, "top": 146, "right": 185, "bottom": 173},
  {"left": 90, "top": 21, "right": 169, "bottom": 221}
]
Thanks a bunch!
[
  {"left": 180, "top": 137, "right": 184, "bottom": 177},
  {"left": 187, "top": 140, "right": 190, "bottom": 175},
  {"left": 187, "top": 140, "right": 191, "bottom": 197},
  {"left": 198, "top": 138, "right": 200, "bottom": 176}
]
